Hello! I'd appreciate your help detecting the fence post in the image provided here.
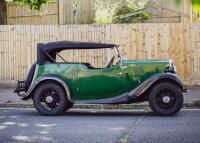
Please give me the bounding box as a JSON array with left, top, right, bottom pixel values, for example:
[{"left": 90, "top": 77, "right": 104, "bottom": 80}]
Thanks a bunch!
[{"left": 189, "top": 23, "right": 197, "bottom": 86}]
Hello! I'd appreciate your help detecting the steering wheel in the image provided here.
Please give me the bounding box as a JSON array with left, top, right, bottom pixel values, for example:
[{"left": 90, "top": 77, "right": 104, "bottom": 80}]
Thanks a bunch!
[{"left": 107, "top": 56, "right": 115, "bottom": 68}]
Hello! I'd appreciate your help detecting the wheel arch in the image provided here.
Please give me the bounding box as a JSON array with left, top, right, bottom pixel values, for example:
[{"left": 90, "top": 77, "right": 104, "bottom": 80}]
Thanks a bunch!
[
  {"left": 143, "top": 77, "right": 183, "bottom": 100},
  {"left": 149, "top": 77, "right": 183, "bottom": 89},
  {"left": 23, "top": 75, "right": 72, "bottom": 102},
  {"left": 128, "top": 73, "right": 183, "bottom": 101}
]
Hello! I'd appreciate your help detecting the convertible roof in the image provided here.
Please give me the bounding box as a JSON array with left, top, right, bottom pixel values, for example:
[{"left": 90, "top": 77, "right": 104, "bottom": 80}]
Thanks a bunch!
[
  {"left": 37, "top": 41, "right": 117, "bottom": 64},
  {"left": 38, "top": 41, "right": 117, "bottom": 53}
]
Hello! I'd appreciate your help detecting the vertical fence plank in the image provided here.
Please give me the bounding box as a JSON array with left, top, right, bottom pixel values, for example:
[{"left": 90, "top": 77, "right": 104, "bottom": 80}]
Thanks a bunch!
[
  {"left": 0, "top": 24, "right": 196, "bottom": 85},
  {"left": 7, "top": 0, "right": 59, "bottom": 25},
  {"left": 190, "top": 23, "right": 200, "bottom": 85}
]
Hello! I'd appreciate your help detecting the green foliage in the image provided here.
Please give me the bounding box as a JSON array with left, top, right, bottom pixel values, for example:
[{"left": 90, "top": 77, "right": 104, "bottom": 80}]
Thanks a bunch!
[
  {"left": 114, "top": 0, "right": 152, "bottom": 23},
  {"left": 94, "top": 0, "right": 119, "bottom": 24},
  {"left": 176, "top": 0, "right": 200, "bottom": 12},
  {"left": 191, "top": 0, "right": 200, "bottom": 11},
  {"left": 6, "top": 0, "right": 49, "bottom": 10},
  {"left": 94, "top": 0, "right": 152, "bottom": 24},
  {"left": 176, "top": 0, "right": 200, "bottom": 6}
]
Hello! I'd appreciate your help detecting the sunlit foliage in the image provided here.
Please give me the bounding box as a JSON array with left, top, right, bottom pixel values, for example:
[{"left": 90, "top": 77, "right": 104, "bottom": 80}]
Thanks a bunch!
[{"left": 6, "top": 0, "right": 50, "bottom": 10}]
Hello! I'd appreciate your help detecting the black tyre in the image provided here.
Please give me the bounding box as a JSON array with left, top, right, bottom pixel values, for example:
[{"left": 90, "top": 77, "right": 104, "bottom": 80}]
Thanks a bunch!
[
  {"left": 63, "top": 102, "right": 74, "bottom": 112},
  {"left": 149, "top": 82, "right": 183, "bottom": 116},
  {"left": 33, "top": 82, "right": 71, "bottom": 116}
]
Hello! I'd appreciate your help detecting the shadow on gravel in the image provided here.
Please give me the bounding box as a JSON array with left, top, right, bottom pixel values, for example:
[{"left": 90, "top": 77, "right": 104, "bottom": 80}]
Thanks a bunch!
[
  {"left": 61, "top": 110, "right": 184, "bottom": 117},
  {"left": 63, "top": 110, "right": 155, "bottom": 117}
]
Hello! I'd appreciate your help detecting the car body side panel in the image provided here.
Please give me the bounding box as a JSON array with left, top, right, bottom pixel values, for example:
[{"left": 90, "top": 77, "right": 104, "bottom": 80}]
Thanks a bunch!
[
  {"left": 73, "top": 64, "right": 134, "bottom": 100},
  {"left": 32, "top": 63, "right": 78, "bottom": 98},
  {"left": 31, "top": 60, "right": 170, "bottom": 101},
  {"left": 123, "top": 59, "right": 170, "bottom": 83}
]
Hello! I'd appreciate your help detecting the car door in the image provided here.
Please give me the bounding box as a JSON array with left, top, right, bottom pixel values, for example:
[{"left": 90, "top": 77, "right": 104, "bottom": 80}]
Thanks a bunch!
[{"left": 73, "top": 63, "right": 134, "bottom": 100}]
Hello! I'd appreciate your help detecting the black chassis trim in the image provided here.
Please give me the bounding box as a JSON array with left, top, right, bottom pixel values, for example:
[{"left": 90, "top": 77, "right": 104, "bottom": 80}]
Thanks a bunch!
[
  {"left": 13, "top": 81, "right": 26, "bottom": 97},
  {"left": 74, "top": 92, "right": 130, "bottom": 104},
  {"left": 22, "top": 74, "right": 71, "bottom": 102},
  {"left": 127, "top": 73, "right": 183, "bottom": 99}
]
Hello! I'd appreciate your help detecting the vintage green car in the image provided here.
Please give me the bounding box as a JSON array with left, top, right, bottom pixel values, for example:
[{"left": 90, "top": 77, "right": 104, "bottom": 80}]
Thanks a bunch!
[{"left": 14, "top": 41, "right": 185, "bottom": 116}]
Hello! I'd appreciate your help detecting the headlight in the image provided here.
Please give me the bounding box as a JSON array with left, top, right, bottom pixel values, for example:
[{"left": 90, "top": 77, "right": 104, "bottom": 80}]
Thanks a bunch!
[
  {"left": 169, "top": 60, "right": 173, "bottom": 67},
  {"left": 173, "top": 65, "right": 177, "bottom": 73},
  {"left": 165, "top": 60, "right": 176, "bottom": 73}
]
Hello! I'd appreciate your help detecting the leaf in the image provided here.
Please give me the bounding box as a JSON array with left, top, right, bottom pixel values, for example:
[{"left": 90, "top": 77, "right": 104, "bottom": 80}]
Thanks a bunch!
[{"left": 6, "top": 0, "right": 49, "bottom": 10}]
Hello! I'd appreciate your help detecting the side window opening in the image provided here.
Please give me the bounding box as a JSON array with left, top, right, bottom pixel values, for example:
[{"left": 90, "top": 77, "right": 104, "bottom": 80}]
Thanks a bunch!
[{"left": 55, "top": 48, "right": 119, "bottom": 69}]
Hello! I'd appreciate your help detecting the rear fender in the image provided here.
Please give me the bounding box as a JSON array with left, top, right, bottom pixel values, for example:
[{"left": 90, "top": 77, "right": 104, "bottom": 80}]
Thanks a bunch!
[
  {"left": 23, "top": 74, "right": 72, "bottom": 102},
  {"left": 128, "top": 73, "right": 183, "bottom": 98}
]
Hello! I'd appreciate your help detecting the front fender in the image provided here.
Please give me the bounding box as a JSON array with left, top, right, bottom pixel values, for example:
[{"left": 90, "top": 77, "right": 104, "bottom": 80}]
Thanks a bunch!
[
  {"left": 128, "top": 73, "right": 183, "bottom": 98},
  {"left": 22, "top": 74, "right": 72, "bottom": 102}
]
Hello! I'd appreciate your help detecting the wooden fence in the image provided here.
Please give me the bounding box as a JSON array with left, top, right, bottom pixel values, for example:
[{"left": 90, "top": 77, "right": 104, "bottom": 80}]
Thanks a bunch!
[
  {"left": 6, "top": 0, "right": 59, "bottom": 24},
  {"left": 3, "top": 0, "right": 190, "bottom": 25},
  {"left": 0, "top": 0, "right": 7, "bottom": 24},
  {"left": 0, "top": 24, "right": 199, "bottom": 86},
  {"left": 59, "top": 0, "right": 95, "bottom": 24},
  {"left": 59, "top": 0, "right": 190, "bottom": 24}
]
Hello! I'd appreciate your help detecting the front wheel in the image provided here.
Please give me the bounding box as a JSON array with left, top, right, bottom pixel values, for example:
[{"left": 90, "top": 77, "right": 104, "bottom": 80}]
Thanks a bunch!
[
  {"left": 149, "top": 82, "right": 183, "bottom": 116},
  {"left": 33, "top": 82, "right": 71, "bottom": 116}
]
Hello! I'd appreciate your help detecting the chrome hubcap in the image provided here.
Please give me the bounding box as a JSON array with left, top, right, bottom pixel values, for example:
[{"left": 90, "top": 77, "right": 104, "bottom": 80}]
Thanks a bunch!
[
  {"left": 46, "top": 96, "right": 53, "bottom": 103},
  {"left": 162, "top": 96, "right": 171, "bottom": 104}
]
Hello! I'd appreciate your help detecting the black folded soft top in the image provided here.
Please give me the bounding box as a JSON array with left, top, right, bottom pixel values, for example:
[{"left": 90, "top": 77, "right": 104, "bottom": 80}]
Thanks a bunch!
[
  {"left": 37, "top": 41, "right": 117, "bottom": 64},
  {"left": 38, "top": 41, "right": 116, "bottom": 52}
]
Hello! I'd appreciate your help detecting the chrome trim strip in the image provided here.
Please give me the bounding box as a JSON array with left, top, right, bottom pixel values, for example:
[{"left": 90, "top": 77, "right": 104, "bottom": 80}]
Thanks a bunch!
[{"left": 26, "top": 76, "right": 72, "bottom": 102}]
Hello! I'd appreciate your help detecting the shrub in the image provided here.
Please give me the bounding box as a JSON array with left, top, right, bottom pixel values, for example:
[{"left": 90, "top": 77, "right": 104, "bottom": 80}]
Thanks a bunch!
[
  {"left": 94, "top": 0, "right": 119, "bottom": 24},
  {"left": 114, "top": 0, "right": 152, "bottom": 23},
  {"left": 94, "top": 0, "right": 152, "bottom": 24},
  {"left": 6, "top": 0, "right": 49, "bottom": 10}
]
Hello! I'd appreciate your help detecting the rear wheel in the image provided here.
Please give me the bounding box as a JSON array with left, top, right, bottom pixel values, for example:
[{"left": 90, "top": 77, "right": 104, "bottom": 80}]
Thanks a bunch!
[
  {"left": 149, "top": 82, "right": 183, "bottom": 116},
  {"left": 64, "top": 102, "right": 74, "bottom": 112},
  {"left": 33, "top": 82, "right": 71, "bottom": 116}
]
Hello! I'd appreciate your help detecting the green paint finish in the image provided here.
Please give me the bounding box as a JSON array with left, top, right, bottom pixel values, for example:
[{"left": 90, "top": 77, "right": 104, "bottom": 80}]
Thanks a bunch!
[
  {"left": 74, "top": 64, "right": 133, "bottom": 100},
  {"left": 32, "top": 59, "right": 170, "bottom": 101},
  {"left": 32, "top": 63, "right": 78, "bottom": 97},
  {"left": 122, "top": 59, "right": 169, "bottom": 83}
]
